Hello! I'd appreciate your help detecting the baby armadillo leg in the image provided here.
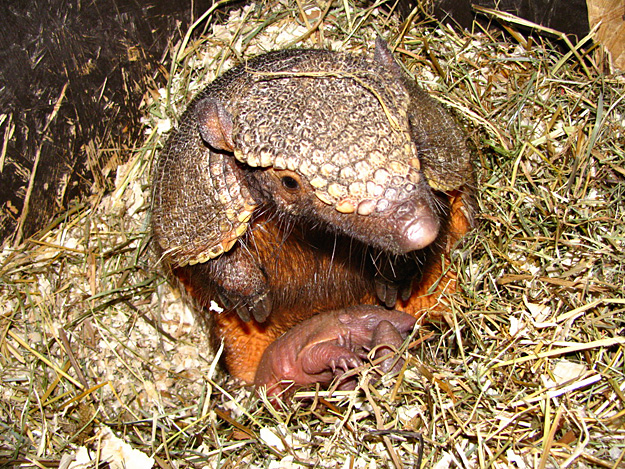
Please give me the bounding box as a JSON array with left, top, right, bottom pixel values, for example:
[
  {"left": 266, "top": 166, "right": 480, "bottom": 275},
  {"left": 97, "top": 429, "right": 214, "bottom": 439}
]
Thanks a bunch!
[{"left": 371, "top": 320, "right": 406, "bottom": 375}]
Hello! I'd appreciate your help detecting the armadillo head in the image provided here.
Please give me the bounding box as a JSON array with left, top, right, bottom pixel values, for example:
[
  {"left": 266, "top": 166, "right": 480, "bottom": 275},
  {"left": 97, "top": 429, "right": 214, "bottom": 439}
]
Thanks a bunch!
[{"left": 224, "top": 39, "right": 441, "bottom": 254}]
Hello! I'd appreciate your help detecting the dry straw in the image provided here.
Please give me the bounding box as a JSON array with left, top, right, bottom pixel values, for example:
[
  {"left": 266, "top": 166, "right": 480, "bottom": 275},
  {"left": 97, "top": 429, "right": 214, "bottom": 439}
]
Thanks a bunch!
[{"left": 1, "top": 0, "right": 623, "bottom": 467}]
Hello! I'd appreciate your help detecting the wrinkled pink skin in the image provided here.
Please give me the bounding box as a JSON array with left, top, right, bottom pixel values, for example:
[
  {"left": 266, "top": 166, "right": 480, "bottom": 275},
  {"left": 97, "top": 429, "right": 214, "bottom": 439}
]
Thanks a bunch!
[{"left": 254, "top": 305, "right": 416, "bottom": 396}]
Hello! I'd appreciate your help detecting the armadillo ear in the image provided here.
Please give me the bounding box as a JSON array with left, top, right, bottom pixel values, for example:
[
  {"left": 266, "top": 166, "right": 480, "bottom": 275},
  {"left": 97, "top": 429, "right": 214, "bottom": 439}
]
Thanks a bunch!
[
  {"left": 195, "top": 98, "right": 235, "bottom": 152},
  {"left": 373, "top": 37, "right": 402, "bottom": 75}
]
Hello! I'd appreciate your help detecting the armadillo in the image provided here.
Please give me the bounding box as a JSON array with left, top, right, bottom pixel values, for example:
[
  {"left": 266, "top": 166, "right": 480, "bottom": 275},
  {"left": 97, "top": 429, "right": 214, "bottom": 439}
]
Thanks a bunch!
[{"left": 151, "top": 38, "right": 474, "bottom": 390}]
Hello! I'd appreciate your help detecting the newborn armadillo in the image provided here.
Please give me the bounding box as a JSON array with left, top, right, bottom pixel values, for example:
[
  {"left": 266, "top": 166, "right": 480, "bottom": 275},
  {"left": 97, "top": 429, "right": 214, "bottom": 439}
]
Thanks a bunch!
[{"left": 151, "top": 38, "right": 474, "bottom": 391}]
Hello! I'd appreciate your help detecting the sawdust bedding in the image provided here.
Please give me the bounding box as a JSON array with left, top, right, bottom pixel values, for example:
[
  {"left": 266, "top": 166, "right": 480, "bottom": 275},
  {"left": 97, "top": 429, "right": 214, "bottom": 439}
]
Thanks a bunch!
[{"left": 1, "top": 1, "right": 624, "bottom": 467}]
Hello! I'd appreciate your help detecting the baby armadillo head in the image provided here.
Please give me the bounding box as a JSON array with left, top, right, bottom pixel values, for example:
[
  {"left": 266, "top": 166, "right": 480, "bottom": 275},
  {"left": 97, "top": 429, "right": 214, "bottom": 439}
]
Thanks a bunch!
[{"left": 195, "top": 39, "right": 446, "bottom": 255}]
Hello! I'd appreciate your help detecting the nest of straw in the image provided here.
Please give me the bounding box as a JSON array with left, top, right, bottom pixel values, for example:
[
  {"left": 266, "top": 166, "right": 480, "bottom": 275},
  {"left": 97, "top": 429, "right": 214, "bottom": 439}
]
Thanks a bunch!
[{"left": 1, "top": 1, "right": 624, "bottom": 467}]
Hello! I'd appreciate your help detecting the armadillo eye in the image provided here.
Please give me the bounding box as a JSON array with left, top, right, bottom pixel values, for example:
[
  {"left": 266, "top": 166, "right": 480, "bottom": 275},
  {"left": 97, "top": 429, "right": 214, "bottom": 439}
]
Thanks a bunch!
[{"left": 281, "top": 175, "right": 299, "bottom": 191}]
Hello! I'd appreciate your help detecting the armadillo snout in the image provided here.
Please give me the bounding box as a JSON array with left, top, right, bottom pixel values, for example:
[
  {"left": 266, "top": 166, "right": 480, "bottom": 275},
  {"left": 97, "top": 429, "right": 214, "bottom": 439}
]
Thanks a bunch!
[
  {"left": 400, "top": 214, "right": 440, "bottom": 252},
  {"left": 391, "top": 198, "right": 440, "bottom": 253}
]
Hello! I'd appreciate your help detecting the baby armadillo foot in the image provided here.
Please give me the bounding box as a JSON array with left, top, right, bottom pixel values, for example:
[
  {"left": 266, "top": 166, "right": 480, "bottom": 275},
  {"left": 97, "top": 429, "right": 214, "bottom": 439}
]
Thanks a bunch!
[
  {"left": 302, "top": 341, "right": 364, "bottom": 390},
  {"left": 254, "top": 305, "right": 416, "bottom": 396},
  {"left": 371, "top": 320, "right": 408, "bottom": 375}
]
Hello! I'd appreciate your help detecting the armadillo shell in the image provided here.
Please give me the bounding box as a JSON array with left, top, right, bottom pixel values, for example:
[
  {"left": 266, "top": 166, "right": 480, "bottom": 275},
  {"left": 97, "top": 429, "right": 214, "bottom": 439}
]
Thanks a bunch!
[
  {"left": 152, "top": 58, "right": 262, "bottom": 267},
  {"left": 151, "top": 113, "right": 257, "bottom": 268},
  {"left": 152, "top": 47, "right": 473, "bottom": 266},
  {"left": 231, "top": 49, "right": 422, "bottom": 214}
]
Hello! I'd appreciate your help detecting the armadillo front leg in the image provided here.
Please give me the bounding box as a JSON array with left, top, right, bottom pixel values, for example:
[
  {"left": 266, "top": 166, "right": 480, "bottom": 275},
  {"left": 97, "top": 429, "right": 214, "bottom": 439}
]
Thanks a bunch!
[
  {"left": 179, "top": 246, "right": 272, "bottom": 324},
  {"left": 210, "top": 247, "right": 273, "bottom": 323},
  {"left": 372, "top": 251, "right": 422, "bottom": 308}
]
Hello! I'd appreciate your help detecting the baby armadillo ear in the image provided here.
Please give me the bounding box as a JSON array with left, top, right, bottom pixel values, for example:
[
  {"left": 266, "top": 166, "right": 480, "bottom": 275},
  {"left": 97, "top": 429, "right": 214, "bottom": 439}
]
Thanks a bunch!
[
  {"left": 373, "top": 37, "right": 403, "bottom": 76},
  {"left": 195, "top": 97, "right": 235, "bottom": 152}
]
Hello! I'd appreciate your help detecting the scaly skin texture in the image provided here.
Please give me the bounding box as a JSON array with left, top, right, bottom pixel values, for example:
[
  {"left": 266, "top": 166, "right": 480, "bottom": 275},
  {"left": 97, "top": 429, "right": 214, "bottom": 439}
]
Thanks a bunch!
[{"left": 151, "top": 39, "right": 476, "bottom": 389}]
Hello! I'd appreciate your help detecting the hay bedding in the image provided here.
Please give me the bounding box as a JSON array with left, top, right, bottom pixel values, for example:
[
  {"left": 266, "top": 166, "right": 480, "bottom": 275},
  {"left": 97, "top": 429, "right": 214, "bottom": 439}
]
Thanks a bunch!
[{"left": 1, "top": 1, "right": 624, "bottom": 467}]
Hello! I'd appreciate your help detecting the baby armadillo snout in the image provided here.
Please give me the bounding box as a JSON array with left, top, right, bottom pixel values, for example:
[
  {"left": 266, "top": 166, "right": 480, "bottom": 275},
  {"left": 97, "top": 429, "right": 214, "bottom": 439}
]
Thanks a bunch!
[{"left": 392, "top": 198, "right": 440, "bottom": 253}]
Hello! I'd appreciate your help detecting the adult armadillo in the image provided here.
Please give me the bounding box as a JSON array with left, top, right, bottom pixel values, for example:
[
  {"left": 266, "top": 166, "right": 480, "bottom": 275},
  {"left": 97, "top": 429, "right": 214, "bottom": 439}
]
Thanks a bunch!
[{"left": 151, "top": 38, "right": 474, "bottom": 392}]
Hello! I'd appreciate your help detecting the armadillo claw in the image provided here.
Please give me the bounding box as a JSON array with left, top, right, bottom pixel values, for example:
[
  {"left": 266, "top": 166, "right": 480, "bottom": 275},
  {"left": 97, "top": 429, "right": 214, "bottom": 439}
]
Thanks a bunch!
[
  {"left": 249, "top": 291, "right": 272, "bottom": 323},
  {"left": 309, "top": 344, "right": 362, "bottom": 376},
  {"left": 375, "top": 276, "right": 415, "bottom": 308},
  {"left": 375, "top": 279, "right": 399, "bottom": 308},
  {"left": 230, "top": 291, "right": 273, "bottom": 323},
  {"left": 217, "top": 292, "right": 251, "bottom": 323},
  {"left": 400, "top": 282, "right": 413, "bottom": 303},
  {"left": 234, "top": 304, "right": 252, "bottom": 323}
]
